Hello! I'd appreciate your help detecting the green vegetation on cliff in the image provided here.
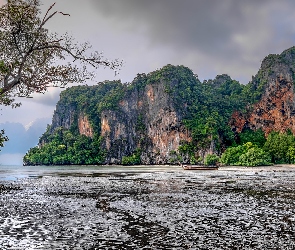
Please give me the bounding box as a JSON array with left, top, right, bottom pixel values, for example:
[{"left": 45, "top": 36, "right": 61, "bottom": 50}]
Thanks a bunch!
[
  {"left": 23, "top": 65, "right": 251, "bottom": 165},
  {"left": 24, "top": 80, "right": 125, "bottom": 165},
  {"left": 24, "top": 127, "right": 106, "bottom": 165},
  {"left": 243, "top": 46, "right": 295, "bottom": 105},
  {"left": 23, "top": 53, "right": 295, "bottom": 166},
  {"left": 169, "top": 72, "right": 247, "bottom": 156}
]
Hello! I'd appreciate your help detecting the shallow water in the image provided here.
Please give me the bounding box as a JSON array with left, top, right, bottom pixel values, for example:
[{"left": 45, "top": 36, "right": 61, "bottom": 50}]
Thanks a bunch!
[{"left": 1, "top": 165, "right": 295, "bottom": 249}]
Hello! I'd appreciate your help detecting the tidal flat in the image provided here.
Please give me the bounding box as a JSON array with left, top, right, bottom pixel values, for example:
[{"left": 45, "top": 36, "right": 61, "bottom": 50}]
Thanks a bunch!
[{"left": 1, "top": 165, "right": 295, "bottom": 249}]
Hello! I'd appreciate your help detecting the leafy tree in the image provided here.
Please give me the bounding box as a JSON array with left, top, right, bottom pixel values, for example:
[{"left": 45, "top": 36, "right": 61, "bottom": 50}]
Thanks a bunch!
[
  {"left": 23, "top": 128, "right": 107, "bottom": 165},
  {"left": 0, "top": 0, "right": 121, "bottom": 150},
  {"left": 122, "top": 149, "right": 141, "bottom": 165},
  {"left": 238, "top": 128, "right": 266, "bottom": 147},
  {"left": 220, "top": 142, "right": 271, "bottom": 166},
  {"left": 220, "top": 144, "right": 247, "bottom": 166},
  {"left": 0, "top": 0, "right": 121, "bottom": 106},
  {"left": 238, "top": 146, "right": 271, "bottom": 167},
  {"left": 263, "top": 131, "right": 295, "bottom": 164},
  {"left": 286, "top": 146, "right": 295, "bottom": 164}
]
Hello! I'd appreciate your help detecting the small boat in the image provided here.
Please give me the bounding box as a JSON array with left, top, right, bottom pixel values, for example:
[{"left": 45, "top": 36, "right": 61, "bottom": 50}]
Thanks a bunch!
[{"left": 180, "top": 163, "right": 219, "bottom": 170}]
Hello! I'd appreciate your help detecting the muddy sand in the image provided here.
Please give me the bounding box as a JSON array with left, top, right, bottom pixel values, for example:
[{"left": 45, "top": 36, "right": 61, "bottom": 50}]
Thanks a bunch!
[{"left": 1, "top": 165, "right": 295, "bottom": 249}]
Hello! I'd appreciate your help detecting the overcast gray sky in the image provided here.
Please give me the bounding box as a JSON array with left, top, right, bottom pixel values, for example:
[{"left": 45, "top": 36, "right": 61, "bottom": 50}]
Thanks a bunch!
[{"left": 1, "top": 0, "right": 295, "bottom": 164}]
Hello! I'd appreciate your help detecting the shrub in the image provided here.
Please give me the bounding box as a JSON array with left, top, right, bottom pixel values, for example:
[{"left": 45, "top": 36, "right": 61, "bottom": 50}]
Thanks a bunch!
[
  {"left": 263, "top": 131, "right": 295, "bottom": 164},
  {"left": 239, "top": 128, "right": 266, "bottom": 147},
  {"left": 121, "top": 149, "right": 141, "bottom": 165},
  {"left": 221, "top": 142, "right": 271, "bottom": 166},
  {"left": 238, "top": 147, "right": 272, "bottom": 166},
  {"left": 286, "top": 146, "right": 295, "bottom": 164},
  {"left": 204, "top": 154, "right": 220, "bottom": 166},
  {"left": 220, "top": 144, "right": 247, "bottom": 165}
]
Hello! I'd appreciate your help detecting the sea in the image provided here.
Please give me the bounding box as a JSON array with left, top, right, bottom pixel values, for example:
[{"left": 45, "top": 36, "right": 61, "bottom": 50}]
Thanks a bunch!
[
  {"left": 1, "top": 164, "right": 295, "bottom": 249},
  {"left": 0, "top": 164, "right": 177, "bottom": 181}
]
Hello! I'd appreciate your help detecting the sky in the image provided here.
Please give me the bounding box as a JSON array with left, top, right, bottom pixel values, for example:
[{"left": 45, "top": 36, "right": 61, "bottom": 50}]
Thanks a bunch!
[{"left": 1, "top": 0, "right": 295, "bottom": 164}]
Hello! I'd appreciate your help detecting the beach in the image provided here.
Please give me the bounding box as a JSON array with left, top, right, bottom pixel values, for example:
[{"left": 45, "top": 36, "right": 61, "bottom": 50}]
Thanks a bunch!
[{"left": 1, "top": 165, "right": 295, "bottom": 249}]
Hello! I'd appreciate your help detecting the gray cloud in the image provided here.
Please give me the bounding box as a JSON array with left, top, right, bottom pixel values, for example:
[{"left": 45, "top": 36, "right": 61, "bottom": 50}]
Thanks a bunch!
[{"left": 87, "top": 0, "right": 295, "bottom": 82}]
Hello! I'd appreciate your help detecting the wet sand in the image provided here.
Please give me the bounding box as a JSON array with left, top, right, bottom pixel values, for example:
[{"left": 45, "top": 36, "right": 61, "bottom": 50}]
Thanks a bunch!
[{"left": 1, "top": 165, "right": 295, "bottom": 249}]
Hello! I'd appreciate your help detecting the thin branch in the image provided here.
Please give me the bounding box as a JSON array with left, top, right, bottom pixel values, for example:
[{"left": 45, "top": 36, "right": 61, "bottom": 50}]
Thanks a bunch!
[
  {"left": 34, "top": 44, "right": 115, "bottom": 68},
  {"left": 41, "top": 2, "right": 56, "bottom": 24}
]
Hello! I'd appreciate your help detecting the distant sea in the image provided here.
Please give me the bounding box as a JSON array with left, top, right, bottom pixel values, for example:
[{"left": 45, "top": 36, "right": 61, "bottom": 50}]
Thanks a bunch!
[{"left": 0, "top": 164, "right": 179, "bottom": 181}]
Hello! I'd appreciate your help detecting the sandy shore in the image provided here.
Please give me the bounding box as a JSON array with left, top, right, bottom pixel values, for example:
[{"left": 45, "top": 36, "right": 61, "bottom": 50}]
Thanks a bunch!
[{"left": 1, "top": 166, "right": 295, "bottom": 249}]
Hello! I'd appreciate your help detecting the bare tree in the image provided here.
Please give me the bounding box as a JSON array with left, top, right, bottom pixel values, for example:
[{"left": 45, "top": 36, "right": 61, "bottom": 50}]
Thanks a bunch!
[{"left": 0, "top": 0, "right": 122, "bottom": 107}]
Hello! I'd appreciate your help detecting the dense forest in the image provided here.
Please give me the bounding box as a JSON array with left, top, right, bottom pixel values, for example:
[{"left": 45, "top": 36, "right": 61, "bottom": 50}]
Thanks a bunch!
[{"left": 23, "top": 48, "right": 295, "bottom": 166}]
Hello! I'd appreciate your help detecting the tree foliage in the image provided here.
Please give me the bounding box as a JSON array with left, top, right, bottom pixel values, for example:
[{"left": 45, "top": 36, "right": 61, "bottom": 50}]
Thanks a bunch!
[
  {"left": 238, "top": 128, "right": 266, "bottom": 148},
  {"left": 0, "top": 0, "right": 121, "bottom": 106},
  {"left": 221, "top": 130, "right": 295, "bottom": 166},
  {"left": 23, "top": 128, "right": 106, "bottom": 165},
  {"left": 263, "top": 130, "right": 295, "bottom": 164},
  {"left": 204, "top": 154, "right": 219, "bottom": 166},
  {"left": 220, "top": 142, "right": 272, "bottom": 167},
  {"left": 0, "top": 0, "right": 121, "bottom": 152},
  {"left": 121, "top": 149, "right": 141, "bottom": 165}
]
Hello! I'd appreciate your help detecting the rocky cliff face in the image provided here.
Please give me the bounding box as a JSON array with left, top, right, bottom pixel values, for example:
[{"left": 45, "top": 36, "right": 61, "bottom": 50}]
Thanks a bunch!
[
  {"left": 38, "top": 47, "right": 295, "bottom": 165},
  {"left": 100, "top": 79, "right": 192, "bottom": 164},
  {"left": 46, "top": 67, "right": 194, "bottom": 165},
  {"left": 231, "top": 47, "right": 295, "bottom": 135},
  {"left": 78, "top": 114, "right": 94, "bottom": 138}
]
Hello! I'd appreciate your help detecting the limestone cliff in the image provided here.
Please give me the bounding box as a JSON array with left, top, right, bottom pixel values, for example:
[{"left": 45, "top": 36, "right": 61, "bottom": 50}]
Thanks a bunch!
[
  {"left": 30, "top": 47, "right": 295, "bottom": 166},
  {"left": 78, "top": 114, "right": 94, "bottom": 138},
  {"left": 231, "top": 47, "right": 295, "bottom": 135},
  {"left": 100, "top": 78, "right": 192, "bottom": 164},
  {"left": 40, "top": 65, "right": 197, "bottom": 165}
]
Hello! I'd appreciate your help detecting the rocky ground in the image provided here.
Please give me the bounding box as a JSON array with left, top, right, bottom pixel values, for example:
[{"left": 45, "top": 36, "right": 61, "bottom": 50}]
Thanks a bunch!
[{"left": 1, "top": 166, "right": 295, "bottom": 249}]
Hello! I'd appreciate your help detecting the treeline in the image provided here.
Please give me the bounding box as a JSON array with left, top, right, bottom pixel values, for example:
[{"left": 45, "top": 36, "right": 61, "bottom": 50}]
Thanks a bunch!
[
  {"left": 220, "top": 129, "right": 295, "bottom": 166},
  {"left": 23, "top": 127, "right": 106, "bottom": 165}
]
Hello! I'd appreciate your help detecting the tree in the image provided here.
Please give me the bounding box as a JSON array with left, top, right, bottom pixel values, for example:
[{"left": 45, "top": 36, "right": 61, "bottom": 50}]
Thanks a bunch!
[
  {"left": 204, "top": 154, "right": 219, "bottom": 166},
  {"left": 0, "top": 0, "right": 122, "bottom": 106},
  {"left": 263, "top": 131, "right": 295, "bottom": 163},
  {"left": 220, "top": 142, "right": 271, "bottom": 166},
  {"left": 0, "top": 0, "right": 121, "bottom": 150},
  {"left": 238, "top": 128, "right": 266, "bottom": 148}
]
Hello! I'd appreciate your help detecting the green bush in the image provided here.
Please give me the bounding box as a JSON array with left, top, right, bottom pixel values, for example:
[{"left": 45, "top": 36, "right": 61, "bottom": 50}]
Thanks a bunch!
[
  {"left": 263, "top": 131, "right": 295, "bottom": 163},
  {"left": 204, "top": 154, "right": 219, "bottom": 166},
  {"left": 239, "top": 128, "right": 266, "bottom": 147},
  {"left": 121, "top": 149, "right": 141, "bottom": 165},
  {"left": 238, "top": 147, "right": 272, "bottom": 167},
  {"left": 221, "top": 142, "right": 271, "bottom": 166},
  {"left": 286, "top": 146, "right": 295, "bottom": 164},
  {"left": 220, "top": 144, "right": 247, "bottom": 165}
]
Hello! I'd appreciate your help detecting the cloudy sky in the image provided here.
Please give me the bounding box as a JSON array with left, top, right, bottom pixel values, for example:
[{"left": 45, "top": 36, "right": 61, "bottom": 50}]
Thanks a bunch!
[{"left": 1, "top": 0, "right": 295, "bottom": 164}]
